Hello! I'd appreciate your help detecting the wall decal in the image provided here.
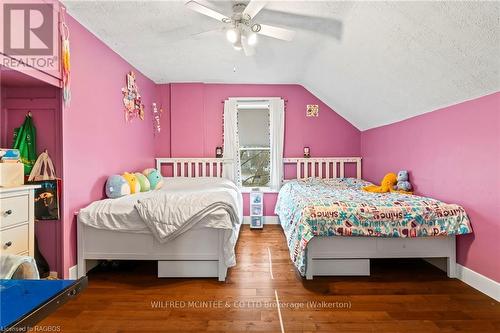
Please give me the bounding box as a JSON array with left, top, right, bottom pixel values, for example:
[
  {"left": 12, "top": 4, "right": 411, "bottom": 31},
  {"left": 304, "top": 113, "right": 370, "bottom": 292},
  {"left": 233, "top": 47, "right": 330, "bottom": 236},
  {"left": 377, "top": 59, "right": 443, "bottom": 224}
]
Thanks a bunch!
[
  {"left": 152, "top": 102, "right": 163, "bottom": 135},
  {"left": 61, "top": 9, "right": 71, "bottom": 108},
  {"left": 122, "top": 71, "right": 145, "bottom": 121},
  {"left": 306, "top": 104, "right": 319, "bottom": 117}
]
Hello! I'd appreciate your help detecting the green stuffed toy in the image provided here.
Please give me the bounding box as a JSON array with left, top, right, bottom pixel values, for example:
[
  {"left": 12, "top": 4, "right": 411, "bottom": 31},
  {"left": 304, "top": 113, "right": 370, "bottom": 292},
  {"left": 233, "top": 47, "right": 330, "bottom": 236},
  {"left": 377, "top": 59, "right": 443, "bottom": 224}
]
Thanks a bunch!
[{"left": 134, "top": 172, "right": 151, "bottom": 192}]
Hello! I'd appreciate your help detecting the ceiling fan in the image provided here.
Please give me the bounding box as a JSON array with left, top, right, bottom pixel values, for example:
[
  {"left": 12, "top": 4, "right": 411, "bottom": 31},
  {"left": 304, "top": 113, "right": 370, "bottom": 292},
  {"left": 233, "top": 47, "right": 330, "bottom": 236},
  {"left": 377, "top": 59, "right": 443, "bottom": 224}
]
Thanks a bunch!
[{"left": 185, "top": 0, "right": 297, "bottom": 56}]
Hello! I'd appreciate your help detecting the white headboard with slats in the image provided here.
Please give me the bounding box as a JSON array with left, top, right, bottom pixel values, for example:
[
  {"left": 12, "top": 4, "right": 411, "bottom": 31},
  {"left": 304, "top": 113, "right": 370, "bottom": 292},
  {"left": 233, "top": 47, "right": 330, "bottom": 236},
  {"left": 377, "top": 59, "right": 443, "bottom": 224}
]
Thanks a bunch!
[
  {"left": 155, "top": 158, "right": 231, "bottom": 178},
  {"left": 284, "top": 157, "right": 362, "bottom": 179}
]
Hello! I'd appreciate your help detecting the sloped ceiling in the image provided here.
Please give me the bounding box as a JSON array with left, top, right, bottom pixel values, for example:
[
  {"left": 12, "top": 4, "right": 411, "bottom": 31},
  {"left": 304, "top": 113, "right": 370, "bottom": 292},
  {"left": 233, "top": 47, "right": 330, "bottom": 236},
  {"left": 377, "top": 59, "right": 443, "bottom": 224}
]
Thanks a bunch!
[{"left": 64, "top": 1, "right": 500, "bottom": 130}]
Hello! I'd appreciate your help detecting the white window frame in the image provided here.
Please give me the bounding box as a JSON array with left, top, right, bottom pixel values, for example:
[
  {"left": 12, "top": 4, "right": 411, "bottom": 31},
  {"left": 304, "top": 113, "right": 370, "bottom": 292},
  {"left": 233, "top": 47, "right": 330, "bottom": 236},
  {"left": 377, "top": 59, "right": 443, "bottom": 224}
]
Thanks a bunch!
[{"left": 224, "top": 97, "right": 284, "bottom": 193}]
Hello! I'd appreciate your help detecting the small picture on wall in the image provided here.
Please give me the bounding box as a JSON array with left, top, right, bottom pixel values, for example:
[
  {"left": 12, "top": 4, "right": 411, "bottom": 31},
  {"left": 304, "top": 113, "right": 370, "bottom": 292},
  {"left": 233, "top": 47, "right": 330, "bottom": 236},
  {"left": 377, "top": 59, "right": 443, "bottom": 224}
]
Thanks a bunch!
[
  {"left": 306, "top": 104, "right": 319, "bottom": 117},
  {"left": 251, "top": 204, "right": 262, "bottom": 215}
]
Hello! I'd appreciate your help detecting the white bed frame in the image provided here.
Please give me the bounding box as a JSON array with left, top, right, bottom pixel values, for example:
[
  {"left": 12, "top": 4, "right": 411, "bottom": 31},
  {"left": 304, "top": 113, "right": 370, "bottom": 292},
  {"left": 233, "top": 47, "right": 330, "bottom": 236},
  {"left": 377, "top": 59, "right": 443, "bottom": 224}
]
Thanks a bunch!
[
  {"left": 282, "top": 157, "right": 457, "bottom": 280},
  {"left": 78, "top": 158, "right": 234, "bottom": 281}
]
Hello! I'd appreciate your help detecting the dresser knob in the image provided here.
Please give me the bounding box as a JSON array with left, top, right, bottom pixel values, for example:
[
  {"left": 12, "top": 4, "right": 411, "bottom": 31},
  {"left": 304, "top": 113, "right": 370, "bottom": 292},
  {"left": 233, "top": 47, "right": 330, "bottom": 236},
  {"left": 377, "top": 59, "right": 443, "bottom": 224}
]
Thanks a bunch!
[
  {"left": 5, "top": 241, "right": 12, "bottom": 247},
  {"left": 5, "top": 210, "right": 12, "bottom": 215}
]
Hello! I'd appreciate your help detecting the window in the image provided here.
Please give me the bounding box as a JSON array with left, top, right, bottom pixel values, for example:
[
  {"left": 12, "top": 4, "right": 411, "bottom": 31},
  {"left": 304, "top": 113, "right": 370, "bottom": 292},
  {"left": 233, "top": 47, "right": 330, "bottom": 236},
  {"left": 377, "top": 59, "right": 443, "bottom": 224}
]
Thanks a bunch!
[
  {"left": 237, "top": 107, "right": 271, "bottom": 187},
  {"left": 223, "top": 98, "right": 284, "bottom": 190}
]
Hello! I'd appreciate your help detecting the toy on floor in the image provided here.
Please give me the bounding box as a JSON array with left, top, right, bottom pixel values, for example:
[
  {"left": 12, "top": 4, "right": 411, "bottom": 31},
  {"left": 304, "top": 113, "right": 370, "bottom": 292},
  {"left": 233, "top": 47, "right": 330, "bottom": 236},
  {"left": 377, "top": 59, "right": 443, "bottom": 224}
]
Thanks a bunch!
[
  {"left": 105, "top": 175, "right": 130, "bottom": 198},
  {"left": 394, "top": 170, "right": 413, "bottom": 193},
  {"left": 122, "top": 172, "right": 141, "bottom": 194},
  {"left": 134, "top": 172, "right": 151, "bottom": 192},
  {"left": 143, "top": 168, "right": 163, "bottom": 190},
  {"left": 363, "top": 173, "right": 397, "bottom": 193},
  {"left": 363, "top": 172, "right": 413, "bottom": 194}
]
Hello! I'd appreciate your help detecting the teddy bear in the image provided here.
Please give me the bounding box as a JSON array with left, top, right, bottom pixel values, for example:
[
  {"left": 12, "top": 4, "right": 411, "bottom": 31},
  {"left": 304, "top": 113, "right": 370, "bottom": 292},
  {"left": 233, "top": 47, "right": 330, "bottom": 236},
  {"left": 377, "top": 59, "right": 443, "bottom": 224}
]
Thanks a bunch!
[{"left": 394, "top": 170, "right": 412, "bottom": 192}]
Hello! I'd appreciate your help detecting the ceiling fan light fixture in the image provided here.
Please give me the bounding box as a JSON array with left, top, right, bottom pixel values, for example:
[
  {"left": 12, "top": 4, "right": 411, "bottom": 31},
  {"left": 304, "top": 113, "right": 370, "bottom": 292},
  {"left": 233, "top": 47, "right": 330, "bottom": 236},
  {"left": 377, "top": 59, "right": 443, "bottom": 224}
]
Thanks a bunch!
[
  {"left": 251, "top": 24, "right": 261, "bottom": 33},
  {"left": 233, "top": 41, "right": 243, "bottom": 51},
  {"left": 226, "top": 28, "right": 240, "bottom": 44},
  {"left": 247, "top": 32, "right": 258, "bottom": 46}
]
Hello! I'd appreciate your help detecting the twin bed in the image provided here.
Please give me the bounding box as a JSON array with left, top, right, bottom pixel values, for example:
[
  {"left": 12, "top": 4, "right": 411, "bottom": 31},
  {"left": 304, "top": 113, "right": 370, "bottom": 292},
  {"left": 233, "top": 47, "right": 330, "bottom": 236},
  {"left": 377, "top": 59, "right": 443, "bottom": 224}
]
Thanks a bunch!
[
  {"left": 77, "top": 157, "right": 472, "bottom": 281},
  {"left": 78, "top": 159, "right": 242, "bottom": 281}
]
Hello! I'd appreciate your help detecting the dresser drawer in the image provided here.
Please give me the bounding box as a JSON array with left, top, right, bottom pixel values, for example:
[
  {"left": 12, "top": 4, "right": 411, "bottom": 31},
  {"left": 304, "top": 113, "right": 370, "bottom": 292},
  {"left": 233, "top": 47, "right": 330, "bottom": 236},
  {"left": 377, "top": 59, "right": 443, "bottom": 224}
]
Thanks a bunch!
[
  {"left": 0, "top": 224, "right": 29, "bottom": 255},
  {"left": 1, "top": 195, "right": 29, "bottom": 228}
]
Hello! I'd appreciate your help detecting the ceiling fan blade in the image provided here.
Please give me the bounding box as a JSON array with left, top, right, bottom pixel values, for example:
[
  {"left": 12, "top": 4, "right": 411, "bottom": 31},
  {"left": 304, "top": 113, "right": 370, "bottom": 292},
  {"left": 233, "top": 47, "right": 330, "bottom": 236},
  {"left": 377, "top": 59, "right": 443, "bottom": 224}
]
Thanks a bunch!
[
  {"left": 257, "top": 9, "right": 343, "bottom": 40},
  {"left": 185, "top": 0, "right": 229, "bottom": 23},
  {"left": 241, "top": 36, "right": 256, "bottom": 57},
  {"left": 256, "top": 24, "right": 295, "bottom": 41},
  {"left": 191, "top": 28, "right": 225, "bottom": 40},
  {"left": 242, "top": 0, "right": 267, "bottom": 20}
]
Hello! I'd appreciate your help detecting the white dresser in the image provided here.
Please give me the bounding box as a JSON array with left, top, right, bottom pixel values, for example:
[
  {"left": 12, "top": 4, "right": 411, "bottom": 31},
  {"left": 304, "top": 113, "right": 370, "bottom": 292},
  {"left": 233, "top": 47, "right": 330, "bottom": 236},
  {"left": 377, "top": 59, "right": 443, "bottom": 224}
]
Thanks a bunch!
[{"left": 0, "top": 185, "right": 40, "bottom": 257}]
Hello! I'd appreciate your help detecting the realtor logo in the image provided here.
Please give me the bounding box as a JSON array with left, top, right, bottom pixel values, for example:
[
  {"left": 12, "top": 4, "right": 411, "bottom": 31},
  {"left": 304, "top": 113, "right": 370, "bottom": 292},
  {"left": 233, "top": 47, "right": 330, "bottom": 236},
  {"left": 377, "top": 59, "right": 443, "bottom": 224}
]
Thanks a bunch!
[{"left": 3, "top": 3, "right": 53, "bottom": 55}]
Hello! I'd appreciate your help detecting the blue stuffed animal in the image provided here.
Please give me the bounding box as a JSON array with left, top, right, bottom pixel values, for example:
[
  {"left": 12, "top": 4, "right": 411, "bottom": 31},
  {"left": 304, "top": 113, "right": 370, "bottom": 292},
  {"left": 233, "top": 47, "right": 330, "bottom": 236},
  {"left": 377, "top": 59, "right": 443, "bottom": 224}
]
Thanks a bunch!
[
  {"left": 394, "top": 170, "right": 412, "bottom": 192},
  {"left": 105, "top": 175, "right": 131, "bottom": 198}
]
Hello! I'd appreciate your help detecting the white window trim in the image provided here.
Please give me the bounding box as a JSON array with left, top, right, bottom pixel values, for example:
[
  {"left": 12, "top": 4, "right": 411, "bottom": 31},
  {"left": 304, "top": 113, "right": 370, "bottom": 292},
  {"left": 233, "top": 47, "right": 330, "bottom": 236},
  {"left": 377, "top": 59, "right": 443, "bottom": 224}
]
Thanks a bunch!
[{"left": 225, "top": 97, "right": 285, "bottom": 191}]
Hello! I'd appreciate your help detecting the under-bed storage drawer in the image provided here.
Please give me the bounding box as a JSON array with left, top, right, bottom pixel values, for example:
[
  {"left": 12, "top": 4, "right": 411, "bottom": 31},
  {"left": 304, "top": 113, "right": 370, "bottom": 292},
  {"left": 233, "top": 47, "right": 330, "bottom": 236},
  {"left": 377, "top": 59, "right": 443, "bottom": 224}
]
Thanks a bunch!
[
  {"left": 312, "top": 259, "right": 370, "bottom": 276},
  {"left": 376, "top": 237, "right": 454, "bottom": 256}
]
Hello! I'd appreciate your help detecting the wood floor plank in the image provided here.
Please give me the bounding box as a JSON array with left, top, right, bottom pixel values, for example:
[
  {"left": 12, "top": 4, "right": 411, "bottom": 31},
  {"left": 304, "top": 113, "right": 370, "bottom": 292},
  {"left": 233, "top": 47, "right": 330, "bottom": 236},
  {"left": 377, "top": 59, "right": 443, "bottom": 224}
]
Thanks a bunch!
[{"left": 36, "top": 225, "right": 498, "bottom": 332}]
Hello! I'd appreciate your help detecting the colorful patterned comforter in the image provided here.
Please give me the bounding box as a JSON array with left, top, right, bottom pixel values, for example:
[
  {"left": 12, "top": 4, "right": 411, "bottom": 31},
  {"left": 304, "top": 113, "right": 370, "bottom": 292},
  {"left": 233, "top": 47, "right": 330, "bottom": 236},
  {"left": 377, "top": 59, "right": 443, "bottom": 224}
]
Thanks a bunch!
[{"left": 274, "top": 178, "right": 472, "bottom": 276}]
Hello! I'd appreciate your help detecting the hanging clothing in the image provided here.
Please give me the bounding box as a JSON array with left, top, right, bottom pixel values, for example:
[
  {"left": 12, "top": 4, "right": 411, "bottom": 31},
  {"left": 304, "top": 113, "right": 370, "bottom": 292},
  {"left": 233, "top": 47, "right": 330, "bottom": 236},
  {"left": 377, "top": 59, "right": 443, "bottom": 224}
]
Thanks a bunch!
[{"left": 12, "top": 114, "right": 37, "bottom": 175}]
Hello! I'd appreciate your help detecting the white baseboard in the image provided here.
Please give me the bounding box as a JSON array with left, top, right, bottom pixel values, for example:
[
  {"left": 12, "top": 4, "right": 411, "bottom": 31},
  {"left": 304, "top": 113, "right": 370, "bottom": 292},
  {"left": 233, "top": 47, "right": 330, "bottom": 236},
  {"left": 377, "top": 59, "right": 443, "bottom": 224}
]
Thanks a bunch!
[
  {"left": 424, "top": 259, "right": 499, "bottom": 301},
  {"left": 243, "top": 216, "right": 279, "bottom": 225},
  {"left": 456, "top": 264, "right": 500, "bottom": 302},
  {"left": 68, "top": 265, "right": 78, "bottom": 280}
]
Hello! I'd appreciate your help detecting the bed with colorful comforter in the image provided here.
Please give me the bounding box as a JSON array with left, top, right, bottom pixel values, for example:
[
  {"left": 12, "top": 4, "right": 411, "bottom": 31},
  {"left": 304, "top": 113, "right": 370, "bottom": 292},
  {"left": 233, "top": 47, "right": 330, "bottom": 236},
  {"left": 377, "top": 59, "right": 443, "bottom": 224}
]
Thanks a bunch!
[{"left": 274, "top": 178, "right": 472, "bottom": 276}]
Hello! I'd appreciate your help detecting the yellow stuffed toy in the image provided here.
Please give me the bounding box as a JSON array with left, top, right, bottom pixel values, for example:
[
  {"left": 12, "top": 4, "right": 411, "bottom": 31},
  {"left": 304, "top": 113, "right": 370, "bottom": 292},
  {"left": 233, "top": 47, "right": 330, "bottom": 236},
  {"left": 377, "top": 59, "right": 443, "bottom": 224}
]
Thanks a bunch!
[
  {"left": 363, "top": 173, "right": 397, "bottom": 193},
  {"left": 122, "top": 172, "right": 141, "bottom": 194},
  {"left": 363, "top": 173, "right": 413, "bottom": 194}
]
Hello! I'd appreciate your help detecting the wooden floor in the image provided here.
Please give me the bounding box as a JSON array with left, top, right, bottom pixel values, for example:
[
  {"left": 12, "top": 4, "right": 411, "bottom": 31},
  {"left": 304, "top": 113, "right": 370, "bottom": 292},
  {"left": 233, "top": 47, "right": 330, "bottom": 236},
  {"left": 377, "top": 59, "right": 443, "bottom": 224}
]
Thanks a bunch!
[{"left": 40, "top": 225, "right": 499, "bottom": 332}]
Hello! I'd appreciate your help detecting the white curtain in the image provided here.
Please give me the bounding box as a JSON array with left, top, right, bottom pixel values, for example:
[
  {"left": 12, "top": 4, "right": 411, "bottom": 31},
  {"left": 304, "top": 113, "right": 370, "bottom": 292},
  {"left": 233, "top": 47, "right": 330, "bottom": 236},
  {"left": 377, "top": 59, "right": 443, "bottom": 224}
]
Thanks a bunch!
[
  {"left": 222, "top": 99, "right": 242, "bottom": 186},
  {"left": 269, "top": 99, "right": 285, "bottom": 190}
]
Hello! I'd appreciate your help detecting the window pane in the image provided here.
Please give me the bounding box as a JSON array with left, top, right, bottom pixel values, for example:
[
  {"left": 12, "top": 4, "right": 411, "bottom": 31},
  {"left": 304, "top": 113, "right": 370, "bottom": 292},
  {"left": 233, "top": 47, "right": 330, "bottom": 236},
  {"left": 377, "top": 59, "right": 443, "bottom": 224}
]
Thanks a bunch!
[
  {"left": 240, "top": 149, "right": 270, "bottom": 187},
  {"left": 238, "top": 109, "right": 270, "bottom": 147}
]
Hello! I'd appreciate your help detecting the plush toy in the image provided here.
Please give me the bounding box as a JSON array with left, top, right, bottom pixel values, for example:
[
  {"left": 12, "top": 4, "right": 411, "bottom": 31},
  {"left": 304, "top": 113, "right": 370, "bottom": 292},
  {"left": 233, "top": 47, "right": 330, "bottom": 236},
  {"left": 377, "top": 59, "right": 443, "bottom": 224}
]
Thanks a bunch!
[
  {"left": 143, "top": 168, "right": 163, "bottom": 190},
  {"left": 105, "top": 175, "right": 130, "bottom": 198},
  {"left": 394, "top": 170, "right": 413, "bottom": 193},
  {"left": 363, "top": 173, "right": 398, "bottom": 193},
  {"left": 122, "top": 172, "right": 140, "bottom": 194},
  {"left": 134, "top": 172, "right": 151, "bottom": 192}
]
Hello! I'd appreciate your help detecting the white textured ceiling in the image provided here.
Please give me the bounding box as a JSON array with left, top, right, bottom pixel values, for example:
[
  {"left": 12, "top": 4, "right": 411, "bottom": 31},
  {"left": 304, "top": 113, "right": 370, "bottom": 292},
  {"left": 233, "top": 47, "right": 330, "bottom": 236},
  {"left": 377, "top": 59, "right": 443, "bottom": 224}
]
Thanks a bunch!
[{"left": 64, "top": 0, "right": 500, "bottom": 130}]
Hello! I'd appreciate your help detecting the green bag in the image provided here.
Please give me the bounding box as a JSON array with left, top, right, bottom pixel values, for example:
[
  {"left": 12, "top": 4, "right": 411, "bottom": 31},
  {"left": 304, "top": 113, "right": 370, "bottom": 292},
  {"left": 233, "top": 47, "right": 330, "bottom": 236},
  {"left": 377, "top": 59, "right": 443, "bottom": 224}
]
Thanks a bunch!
[{"left": 12, "top": 114, "right": 37, "bottom": 175}]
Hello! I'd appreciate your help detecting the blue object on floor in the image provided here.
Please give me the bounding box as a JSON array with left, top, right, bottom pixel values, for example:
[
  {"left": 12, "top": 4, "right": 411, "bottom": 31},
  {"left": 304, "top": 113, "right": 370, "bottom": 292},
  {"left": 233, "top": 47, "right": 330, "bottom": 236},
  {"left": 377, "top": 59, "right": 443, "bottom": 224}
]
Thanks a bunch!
[{"left": 0, "top": 278, "right": 86, "bottom": 331}]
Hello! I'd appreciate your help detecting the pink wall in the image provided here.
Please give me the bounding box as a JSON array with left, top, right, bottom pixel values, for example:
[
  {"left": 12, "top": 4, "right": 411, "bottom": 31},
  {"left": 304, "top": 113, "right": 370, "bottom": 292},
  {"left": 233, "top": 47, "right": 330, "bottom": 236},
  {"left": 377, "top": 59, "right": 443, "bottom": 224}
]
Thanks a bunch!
[
  {"left": 361, "top": 92, "right": 500, "bottom": 282},
  {"left": 60, "top": 16, "right": 158, "bottom": 277},
  {"left": 1, "top": 85, "right": 62, "bottom": 273},
  {"left": 157, "top": 83, "right": 361, "bottom": 215}
]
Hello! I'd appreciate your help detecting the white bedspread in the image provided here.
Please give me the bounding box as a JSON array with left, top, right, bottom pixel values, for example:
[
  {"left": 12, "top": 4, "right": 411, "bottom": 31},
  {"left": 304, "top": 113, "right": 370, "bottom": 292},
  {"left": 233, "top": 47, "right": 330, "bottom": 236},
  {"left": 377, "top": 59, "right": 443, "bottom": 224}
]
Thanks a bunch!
[{"left": 78, "top": 177, "right": 243, "bottom": 266}]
